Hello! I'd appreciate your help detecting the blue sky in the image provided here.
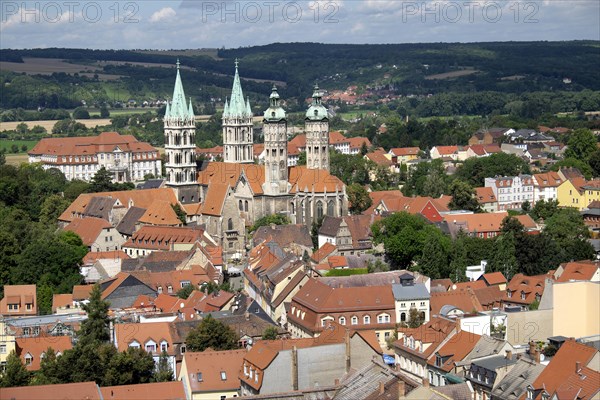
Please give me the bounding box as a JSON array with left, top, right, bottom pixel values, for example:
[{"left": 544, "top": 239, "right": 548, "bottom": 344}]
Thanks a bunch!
[{"left": 1, "top": 1, "right": 599, "bottom": 49}]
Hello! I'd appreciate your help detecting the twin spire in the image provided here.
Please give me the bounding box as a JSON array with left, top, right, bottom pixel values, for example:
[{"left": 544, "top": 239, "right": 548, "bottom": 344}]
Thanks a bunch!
[
  {"left": 223, "top": 59, "right": 253, "bottom": 119},
  {"left": 165, "top": 59, "right": 195, "bottom": 122}
]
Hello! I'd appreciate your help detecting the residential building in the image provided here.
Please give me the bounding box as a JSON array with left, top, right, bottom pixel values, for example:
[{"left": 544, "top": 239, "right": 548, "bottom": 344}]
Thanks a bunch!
[
  {"left": 392, "top": 273, "right": 431, "bottom": 325},
  {"left": 317, "top": 214, "right": 379, "bottom": 255},
  {"left": 99, "top": 382, "right": 186, "bottom": 400},
  {"left": 478, "top": 272, "right": 508, "bottom": 291},
  {"left": 465, "top": 353, "right": 519, "bottom": 400},
  {"left": 490, "top": 358, "right": 545, "bottom": 400},
  {"left": 286, "top": 278, "right": 398, "bottom": 347},
  {"left": 16, "top": 336, "right": 72, "bottom": 371},
  {"left": 63, "top": 216, "right": 124, "bottom": 252},
  {"left": 393, "top": 317, "right": 457, "bottom": 383},
  {"left": 179, "top": 349, "right": 247, "bottom": 400},
  {"left": 113, "top": 322, "right": 177, "bottom": 379},
  {"left": 475, "top": 187, "right": 498, "bottom": 212},
  {"left": 0, "top": 285, "right": 37, "bottom": 317},
  {"left": 430, "top": 289, "right": 484, "bottom": 316},
  {"left": 443, "top": 211, "right": 516, "bottom": 239},
  {"left": 532, "top": 171, "right": 563, "bottom": 203},
  {"left": 430, "top": 145, "right": 459, "bottom": 160},
  {"left": 503, "top": 272, "right": 553, "bottom": 310},
  {"left": 28, "top": 131, "right": 161, "bottom": 182},
  {"left": 252, "top": 224, "right": 313, "bottom": 257},
  {"left": 100, "top": 272, "right": 157, "bottom": 309},
  {"left": 0, "top": 382, "right": 103, "bottom": 400},
  {"left": 239, "top": 325, "right": 382, "bottom": 396},
  {"left": 427, "top": 330, "right": 482, "bottom": 386},
  {"left": 526, "top": 339, "right": 599, "bottom": 400},
  {"left": 0, "top": 320, "right": 16, "bottom": 373},
  {"left": 367, "top": 194, "right": 451, "bottom": 223},
  {"left": 121, "top": 226, "right": 214, "bottom": 258},
  {"left": 468, "top": 128, "right": 513, "bottom": 145},
  {"left": 484, "top": 175, "right": 534, "bottom": 211}
]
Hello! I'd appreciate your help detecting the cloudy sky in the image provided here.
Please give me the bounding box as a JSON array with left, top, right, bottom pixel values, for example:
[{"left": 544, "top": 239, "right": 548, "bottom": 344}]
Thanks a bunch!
[{"left": 1, "top": 0, "right": 598, "bottom": 49}]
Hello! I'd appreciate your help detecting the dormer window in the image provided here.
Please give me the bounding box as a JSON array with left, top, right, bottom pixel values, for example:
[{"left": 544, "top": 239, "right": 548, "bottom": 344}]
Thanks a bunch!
[
  {"left": 25, "top": 353, "right": 33, "bottom": 366},
  {"left": 197, "top": 372, "right": 203, "bottom": 382},
  {"left": 521, "top": 291, "right": 526, "bottom": 300},
  {"left": 220, "top": 371, "right": 227, "bottom": 380}
]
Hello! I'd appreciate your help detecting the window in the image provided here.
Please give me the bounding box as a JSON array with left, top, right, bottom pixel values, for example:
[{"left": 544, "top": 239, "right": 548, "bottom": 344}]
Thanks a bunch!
[
  {"left": 363, "top": 315, "right": 371, "bottom": 325},
  {"left": 377, "top": 314, "right": 390, "bottom": 324},
  {"left": 160, "top": 342, "right": 168, "bottom": 352},
  {"left": 227, "top": 218, "right": 234, "bottom": 231},
  {"left": 521, "top": 291, "right": 526, "bottom": 300},
  {"left": 401, "top": 312, "right": 406, "bottom": 322},
  {"left": 507, "top": 291, "right": 512, "bottom": 298},
  {"left": 197, "top": 372, "right": 203, "bottom": 382},
  {"left": 145, "top": 343, "right": 156, "bottom": 353},
  {"left": 23, "top": 327, "right": 30, "bottom": 336},
  {"left": 220, "top": 371, "right": 227, "bottom": 380},
  {"left": 244, "top": 365, "right": 248, "bottom": 376},
  {"left": 0, "top": 345, "right": 6, "bottom": 354},
  {"left": 25, "top": 353, "right": 33, "bottom": 366},
  {"left": 351, "top": 316, "right": 358, "bottom": 325},
  {"left": 339, "top": 317, "right": 346, "bottom": 325},
  {"left": 167, "top": 286, "right": 173, "bottom": 294}
]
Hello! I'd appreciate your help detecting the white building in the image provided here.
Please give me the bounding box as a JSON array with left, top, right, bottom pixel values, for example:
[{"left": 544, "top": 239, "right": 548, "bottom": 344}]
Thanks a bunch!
[
  {"left": 532, "top": 171, "right": 564, "bottom": 204},
  {"left": 485, "top": 175, "right": 534, "bottom": 211},
  {"left": 28, "top": 132, "right": 161, "bottom": 182}
]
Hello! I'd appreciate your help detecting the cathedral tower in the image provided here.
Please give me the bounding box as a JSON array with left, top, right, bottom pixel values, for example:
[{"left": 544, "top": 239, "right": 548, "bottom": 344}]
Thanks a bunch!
[
  {"left": 262, "top": 85, "right": 290, "bottom": 195},
  {"left": 164, "top": 60, "right": 198, "bottom": 203},
  {"left": 305, "top": 84, "right": 329, "bottom": 171},
  {"left": 223, "top": 60, "right": 254, "bottom": 164}
]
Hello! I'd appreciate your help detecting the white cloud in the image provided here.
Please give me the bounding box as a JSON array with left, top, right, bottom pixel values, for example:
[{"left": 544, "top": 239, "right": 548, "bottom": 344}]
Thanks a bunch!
[{"left": 149, "top": 7, "right": 176, "bottom": 23}]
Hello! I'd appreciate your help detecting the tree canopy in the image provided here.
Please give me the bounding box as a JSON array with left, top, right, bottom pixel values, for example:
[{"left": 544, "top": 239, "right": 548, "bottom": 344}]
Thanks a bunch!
[{"left": 185, "top": 315, "right": 239, "bottom": 352}]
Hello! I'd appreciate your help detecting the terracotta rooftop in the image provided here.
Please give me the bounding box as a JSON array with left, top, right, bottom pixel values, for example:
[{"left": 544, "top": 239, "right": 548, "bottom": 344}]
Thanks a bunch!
[
  {"left": 16, "top": 336, "right": 73, "bottom": 370},
  {"left": 183, "top": 349, "right": 247, "bottom": 393},
  {"left": 427, "top": 330, "right": 482, "bottom": 372},
  {"left": 100, "top": 381, "right": 186, "bottom": 400},
  {"left": 529, "top": 339, "right": 598, "bottom": 400},
  {"left": 365, "top": 149, "right": 392, "bottom": 166},
  {"left": 83, "top": 250, "right": 130, "bottom": 265},
  {"left": 504, "top": 272, "right": 553, "bottom": 305},
  {"left": 311, "top": 242, "right": 337, "bottom": 263},
  {"left": 122, "top": 226, "right": 206, "bottom": 251},
  {"left": 555, "top": 260, "right": 599, "bottom": 282},
  {"left": 138, "top": 200, "right": 182, "bottom": 226},
  {"left": 114, "top": 322, "right": 176, "bottom": 355},
  {"left": 52, "top": 294, "right": 74, "bottom": 312},
  {"left": 0, "top": 382, "right": 101, "bottom": 400},
  {"left": 480, "top": 272, "right": 507, "bottom": 286},
  {"left": 1, "top": 284, "right": 37, "bottom": 316},
  {"left": 389, "top": 147, "right": 420, "bottom": 157},
  {"left": 430, "top": 288, "right": 484, "bottom": 315},
  {"left": 533, "top": 171, "right": 564, "bottom": 188},
  {"left": 475, "top": 187, "right": 497, "bottom": 203},
  {"left": 443, "top": 211, "right": 509, "bottom": 234},
  {"left": 432, "top": 145, "right": 458, "bottom": 155},
  {"left": 63, "top": 217, "right": 112, "bottom": 246},
  {"left": 29, "top": 132, "right": 156, "bottom": 158}
]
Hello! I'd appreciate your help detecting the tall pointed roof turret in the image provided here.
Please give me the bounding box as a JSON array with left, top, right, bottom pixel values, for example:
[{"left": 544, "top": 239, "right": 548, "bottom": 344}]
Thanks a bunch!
[
  {"left": 305, "top": 83, "right": 328, "bottom": 121},
  {"left": 264, "top": 85, "right": 286, "bottom": 121},
  {"left": 166, "top": 60, "right": 194, "bottom": 122},
  {"left": 225, "top": 59, "right": 252, "bottom": 118}
]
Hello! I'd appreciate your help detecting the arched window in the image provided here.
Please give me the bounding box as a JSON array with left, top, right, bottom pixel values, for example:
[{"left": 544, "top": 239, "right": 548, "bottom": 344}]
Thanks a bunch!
[
  {"left": 339, "top": 316, "right": 346, "bottom": 325},
  {"left": 239, "top": 200, "right": 243, "bottom": 211},
  {"left": 316, "top": 201, "right": 323, "bottom": 219},
  {"left": 363, "top": 315, "right": 371, "bottom": 325},
  {"left": 420, "top": 311, "right": 426, "bottom": 321},
  {"left": 351, "top": 316, "right": 358, "bottom": 325},
  {"left": 327, "top": 201, "right": 334, "bottom": 216},
  {"left": 244, "top": 200, "right": 249, "bottom": 212},
  {"left": 401, "top": 312, "right": 407, "bottom": 322},
  {"left": 227, "top": 218, "right": 233, "bottom": 231}
]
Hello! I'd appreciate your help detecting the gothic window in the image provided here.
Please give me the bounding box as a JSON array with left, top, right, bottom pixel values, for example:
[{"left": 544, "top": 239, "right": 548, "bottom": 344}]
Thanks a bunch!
[
  {"left": 244, "top": 200, "right": 249, "bottom": 212},
  {"left": 327, "top": 201, "right": 334, "bottom": 216},
  {"left": 239, "top": 200, "right": 243, "bottom": 211},
  {"left": 291, "top": 202, "right": 295, "bottom": 215},
  {"left": 227, "top": 218, "right": 234, "bottom": 231},
  {"left": 317, "top": 201, "right": 323, "bottom": 219}
]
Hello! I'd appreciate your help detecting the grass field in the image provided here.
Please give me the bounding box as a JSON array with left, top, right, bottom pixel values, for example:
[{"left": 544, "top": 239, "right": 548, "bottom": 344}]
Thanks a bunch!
[
  {"left": 0, "top": 119, "right": 113, "bottom": 132},
  {"left": 4, "top": 154, "right": 29, "bottom": 166},
  {"left": 0, "top": 139, "right": 38, "bottom": 153},
  {"left": 0, "top": 57, "right": 121, "bottom": 81},
  {"left": 425, "top": 69, "right": 479, "bottom": 80}
]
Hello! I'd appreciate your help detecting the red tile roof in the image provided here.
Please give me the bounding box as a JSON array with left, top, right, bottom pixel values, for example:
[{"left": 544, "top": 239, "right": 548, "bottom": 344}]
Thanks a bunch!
[
  {"left": 122, "top": 226, "right": 206, "bottom": 251},
  {"left": 365, "top": 149, "right": 392, "bottom": 166},
  {"left": 529, "top": 339, "right": 598, "bottom": 400},
  {"left": 443, "top": 211, "right": 509, "bottom": 234},
  {"left": 389, "top": 147, "right": 420, "bottom": 157},
  {"left": 504, "top": 272, "right": 553, "bottom": 305},
  {"left": 555, "top": 260, "right": 599, "bottom": 282},
  {"left": 183, "top": 350, "right": 247, "bottom": 393},
  {"left": 63, "top": 217, "right": 111, "bottom": 246},
  {"left": 114, "top": 322, "right": 176, "bottom": 355},
  {"left": 16, "top": 336, "right": 73, "bottom": 370},
  {"left": 430, "top": 288, "right": 484, "bottom": 315},
  {"left": 52, "top": 294, "right": 73, "bottom": 312},
  {"left": 100, "top": 381, "right": 186, "bottom": 400},
  {"left": 480, "top": 272, "right": 507, "bottom": 286},
  {"left": 533, "top": 171, "right": 564, "bottom": 188},
  {"left": 475, "top": 187, "right": 497, "bottom": 204},
  {"left": 427, "top": 330, "right": 481, "bottom": 372},
  {"left": 311, "top": 242, "right": 337, "bottom": 263},
  {"left": 138, "top": 200, "right": 182, "bottom": 226},
  {"left": 1, "top": 284, "right": 37, "bottom": 316},
  {"left": 0, "top": 382, "right": 101, "bottom": 400},
  {"left": 83, "top": 250, "right": 130, "bottom": 265}
]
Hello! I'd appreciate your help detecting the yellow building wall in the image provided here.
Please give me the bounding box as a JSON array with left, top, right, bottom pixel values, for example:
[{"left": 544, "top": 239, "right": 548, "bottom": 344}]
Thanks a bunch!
[
  {"left": 0, "top": 321, "right": 17, "bottom": 366},
  {"left": 557, "top": 180, "right": 584, "bottom": 210},
  {"left": 553, "top": 281, "right": 600, "bottom": 339},
  {"left": 192, "top": 390, "right": 239, "bottom": 400},
  {"left": 584, "top": 189, "right": 600, "bottom": 209}
]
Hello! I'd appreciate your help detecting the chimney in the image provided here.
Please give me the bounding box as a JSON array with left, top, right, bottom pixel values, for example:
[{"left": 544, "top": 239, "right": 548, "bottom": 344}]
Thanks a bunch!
[
  {"left": 422, "top": 376, "right": 429, "bottom": 388},
  {"left": 505, "top": 350, "right": 512, "bottom": 360},
  {"left": 398, "top": 380, "right": 406, "bottom": 399},
  {"left": 345, "top": 329, "right": 351, "bottom": 373},
  {"left": 529, "top": 340, "right": 536, "bottom": 355},
  {"left": 245, "top": 311, "right": 250, "bottom": 321},
  {"left": 576, "top": 361, "right": 581, "bottom": 373},
  {"left": 291, "top": 346, "right": 299, "bottom": 391},
  {"left": 534, "top": 350, "right": 540, "bottom": 364},
  {"left": 378, "top": 381, "right": 385, "bottom": 395}
]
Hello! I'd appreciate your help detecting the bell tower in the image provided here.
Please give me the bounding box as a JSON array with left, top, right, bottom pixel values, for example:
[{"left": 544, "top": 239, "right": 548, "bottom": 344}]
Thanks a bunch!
[
  {"left": 262, "top": 85, "right": 290, "bottom": 195},
  {"left": 222, "top": 60, "right": 254, "bottom": 164},
  {"left": 164, "top": 60, "right": 199, "bottom": 203},
  {"left": 305, "top": 84, "right": 329, "bottom": 171}
]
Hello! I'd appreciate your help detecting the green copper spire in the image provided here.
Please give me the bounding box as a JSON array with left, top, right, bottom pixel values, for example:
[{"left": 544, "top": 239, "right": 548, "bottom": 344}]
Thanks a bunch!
[
  {"left": 166, "top": 60, "right": 194, "bottom": 121},
  {"left": 264, "top": 85, "right": 286, "bottom": 121},
  {"left": 305, "top": 84, "right": 328, "bottom": 121},
  {"left": 223, "top": 60, "right": 252, "bottom": 119}
]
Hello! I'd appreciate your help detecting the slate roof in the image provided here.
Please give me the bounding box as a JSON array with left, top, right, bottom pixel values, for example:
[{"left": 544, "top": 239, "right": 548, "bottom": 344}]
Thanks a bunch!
[
  {"left": 491, "top": 359, "right": 545, "bottom": 400},
  {"left": 82, "top": 196, "right": 116, "bottom": 220},
  {"left": 253, "top": 224, "right": 313, "bottom": 250},
  {"left": 319, "top": 215, "right": 343, "bottom": 237},
  {"left": 116, "top": 206, "right": 147, "bottom": 236},
  {"left": 320, "top": 270, "right": 428, "bottom": 288},
  {"left": 391, "top": 282, "right": 430, "bottom": 301},
  {"left": 136, "top": 179, "right": 166, "bottom": 190}
]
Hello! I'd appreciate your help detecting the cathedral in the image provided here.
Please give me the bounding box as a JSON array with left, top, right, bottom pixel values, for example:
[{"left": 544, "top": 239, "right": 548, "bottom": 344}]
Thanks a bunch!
[{"left": 164, "top": 62, "right": 348, "bottom": 258}]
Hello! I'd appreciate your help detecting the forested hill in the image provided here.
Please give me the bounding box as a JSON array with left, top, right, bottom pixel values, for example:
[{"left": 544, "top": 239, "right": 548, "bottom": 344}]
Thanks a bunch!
[{"left": 1, "top": 41, "right": 599, "bottom": 109}]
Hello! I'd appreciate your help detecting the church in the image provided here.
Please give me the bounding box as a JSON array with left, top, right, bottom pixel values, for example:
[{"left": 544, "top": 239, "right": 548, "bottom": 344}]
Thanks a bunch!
[{"left": 163, "top": 61, "right": 348, "bottom": 259}]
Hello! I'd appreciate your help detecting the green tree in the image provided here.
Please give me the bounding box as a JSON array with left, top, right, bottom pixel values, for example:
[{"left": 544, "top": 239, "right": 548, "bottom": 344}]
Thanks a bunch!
[
  {"left": 0, "top": 351, "right": 30, "bottom": 388},
  {"left": 100, "top": 106, "right": 110, "bottom": 118},
  {"left": 551, "top": 158, "right": 593, "bottom": 180},
  {"left": 171, "top": 203, "right": 187, "bottom": 225},
  {"left": 415, "top": 233, "right": 451, "bottom": 279},
  {"left": 530, "top": 199, "right": 559, "bottom": 222},
  {"left": 154, "top": 351, "right": 174, "bottom": 382},
  {"left": 347, "top": 183, "right": 372, "bottom": 214},
  {"left": 32, "top": 348, "right": 61, "bottom": 385},
  {"left": 79, "top": 284, "right": 111, "bottom": 345},
  {"left": 448, "top": 180, "right": 481, "bottom": 211},
  {"left": 565, "top": 128, "right": 597, "bottom": 162},
  {"left": 39, "top": 194, "right": 71, "bottom": 226},
  {"left": 489, "top": 232, "right": 517, "bottom": 280},
  {"left": 103, "top": 347, "right": 156, "bottom": 386},
  {"left": 185, "top": 315, "right": 238, "bottom": 352},
  {"left": 177, "top": 284, "right": 197, "bottom": 299},
  {"left": 297, "top": 151, "right": 306, "bottom": 166},
  {"left": 89, "top": 167, "right": 114, "bottom": 193},
  {"left": 73, "top": 107, "right": 90, "bottom": 119},
  {"left": 262, "top": 326, "right": 279, "bottom": 340},
  {"left": 407, "top": 308, "right": 424, "bottom": 328},
  {"left": 521, "top": 200, "right": 531, "bottom": 213},
  {"left": 449, "top": 233, "right": 469, "bottom": 282},
  {"left": 249, "top": 214, "right": 291, "bottom": 233}
]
